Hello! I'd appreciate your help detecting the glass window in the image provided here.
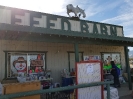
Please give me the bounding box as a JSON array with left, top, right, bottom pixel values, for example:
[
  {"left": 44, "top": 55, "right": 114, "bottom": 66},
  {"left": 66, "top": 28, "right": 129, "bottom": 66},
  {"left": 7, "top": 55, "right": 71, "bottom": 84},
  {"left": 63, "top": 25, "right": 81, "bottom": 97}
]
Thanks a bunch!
[
  {"left": 101, "top": 53, "right": 121, "bottom": 70},
  {"left": 7, "top": 52, "right": 46, "bottom": 78}
]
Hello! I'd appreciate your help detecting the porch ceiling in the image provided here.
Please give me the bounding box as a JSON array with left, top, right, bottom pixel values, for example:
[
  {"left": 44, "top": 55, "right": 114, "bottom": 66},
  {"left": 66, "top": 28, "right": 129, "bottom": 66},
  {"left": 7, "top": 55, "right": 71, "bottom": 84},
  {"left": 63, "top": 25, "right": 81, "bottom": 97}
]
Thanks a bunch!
[{"left": 0, "top": 30, "right": 133, "bottom": 47}]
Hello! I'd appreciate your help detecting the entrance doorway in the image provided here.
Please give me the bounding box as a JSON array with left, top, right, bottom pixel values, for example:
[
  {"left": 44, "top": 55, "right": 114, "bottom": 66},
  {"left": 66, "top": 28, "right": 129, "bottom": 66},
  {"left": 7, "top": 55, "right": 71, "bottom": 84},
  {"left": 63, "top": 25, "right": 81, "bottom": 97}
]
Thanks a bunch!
[{"left": 68, "top": 52, "right": 83, "bottom": 72}]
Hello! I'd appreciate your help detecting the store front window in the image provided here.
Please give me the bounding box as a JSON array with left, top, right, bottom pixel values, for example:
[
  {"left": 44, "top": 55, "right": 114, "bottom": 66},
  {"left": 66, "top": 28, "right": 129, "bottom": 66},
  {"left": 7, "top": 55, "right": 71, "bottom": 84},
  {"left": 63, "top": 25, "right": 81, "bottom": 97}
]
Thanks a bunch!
[
  {"left": 7, "top": 52, "right": 46, "bottom": 78},
  {"left": 101, "top": 52, "right": 121, "bottom": 70}
]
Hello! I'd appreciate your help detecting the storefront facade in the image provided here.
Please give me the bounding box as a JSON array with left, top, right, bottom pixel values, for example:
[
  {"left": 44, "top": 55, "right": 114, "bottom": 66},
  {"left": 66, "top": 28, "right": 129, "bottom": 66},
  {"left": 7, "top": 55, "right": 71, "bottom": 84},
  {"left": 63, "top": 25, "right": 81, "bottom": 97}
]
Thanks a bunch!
[
  {"left": 0, "top": 5, "right": 133, "bottom": 89},
  {"left": 0, "top": 41, "right": 126, "bottom": 82}
]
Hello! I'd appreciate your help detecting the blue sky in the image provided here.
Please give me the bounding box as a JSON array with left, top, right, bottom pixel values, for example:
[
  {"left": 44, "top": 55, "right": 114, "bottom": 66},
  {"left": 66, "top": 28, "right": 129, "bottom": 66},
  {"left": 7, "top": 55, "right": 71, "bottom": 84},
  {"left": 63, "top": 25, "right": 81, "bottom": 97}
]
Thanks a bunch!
[{"left": 1, "top": 0, "right": 133, "bottom": 50}]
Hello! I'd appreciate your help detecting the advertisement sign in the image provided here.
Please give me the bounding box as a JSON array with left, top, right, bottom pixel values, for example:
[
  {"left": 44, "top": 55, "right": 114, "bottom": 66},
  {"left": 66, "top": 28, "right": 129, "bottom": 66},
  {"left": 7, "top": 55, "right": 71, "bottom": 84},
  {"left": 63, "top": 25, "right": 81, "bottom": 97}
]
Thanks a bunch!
[{"left": 84, "top": 55, "right": 100, "bottom": 61}]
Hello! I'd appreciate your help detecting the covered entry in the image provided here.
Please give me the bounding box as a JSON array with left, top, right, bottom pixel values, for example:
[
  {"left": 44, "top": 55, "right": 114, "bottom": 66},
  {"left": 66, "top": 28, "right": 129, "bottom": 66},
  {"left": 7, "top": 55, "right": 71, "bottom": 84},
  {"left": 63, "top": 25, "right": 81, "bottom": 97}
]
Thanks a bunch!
[{"left": 0, "top": 5, "right": 133, "bottom": 90}]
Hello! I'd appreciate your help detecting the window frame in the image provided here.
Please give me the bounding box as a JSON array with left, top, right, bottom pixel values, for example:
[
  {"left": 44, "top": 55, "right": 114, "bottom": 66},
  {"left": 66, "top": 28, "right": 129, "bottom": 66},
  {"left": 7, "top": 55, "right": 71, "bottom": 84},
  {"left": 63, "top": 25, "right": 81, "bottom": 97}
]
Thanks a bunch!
[
  {"left": 4, "top": 51, "right": 47, "bottom": 78},
  {"left": 100, "top": 52, "right": 122, "bottom": 69}
]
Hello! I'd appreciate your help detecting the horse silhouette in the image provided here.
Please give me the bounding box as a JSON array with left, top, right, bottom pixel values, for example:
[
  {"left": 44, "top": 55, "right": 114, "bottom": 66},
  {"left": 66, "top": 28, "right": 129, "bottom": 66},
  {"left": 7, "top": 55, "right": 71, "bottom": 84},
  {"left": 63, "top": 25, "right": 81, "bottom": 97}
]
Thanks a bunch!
[{"left": 66, "top": 4, "right": 86, "bottom": 18}]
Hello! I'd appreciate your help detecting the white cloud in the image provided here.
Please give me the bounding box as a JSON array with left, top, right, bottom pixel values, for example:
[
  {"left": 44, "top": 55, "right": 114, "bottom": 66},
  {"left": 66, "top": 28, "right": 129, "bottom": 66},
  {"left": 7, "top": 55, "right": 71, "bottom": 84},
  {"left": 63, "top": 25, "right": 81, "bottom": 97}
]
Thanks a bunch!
[
  {"left": 0, "top": 0, "right": 123, "bottom": 18},
  {"left": 102, "top": 13, "right": 133, "bottom": 25},
  {"left": 101, "top": 0, "right": 133, "bottom": 37},
  {"left": 0, "top": 0, "right": 77, "bottom": 17},
  {"left": 80, "top": 0, "right": 123, "bottom": 19}
]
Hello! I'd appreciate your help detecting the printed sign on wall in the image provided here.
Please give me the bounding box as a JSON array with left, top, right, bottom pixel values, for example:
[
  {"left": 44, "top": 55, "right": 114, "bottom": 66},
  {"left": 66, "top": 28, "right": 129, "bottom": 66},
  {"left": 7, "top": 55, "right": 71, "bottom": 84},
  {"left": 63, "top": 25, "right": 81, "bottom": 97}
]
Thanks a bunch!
[{"left": 84, "top": 55, "right": 100, "bottom": 61}]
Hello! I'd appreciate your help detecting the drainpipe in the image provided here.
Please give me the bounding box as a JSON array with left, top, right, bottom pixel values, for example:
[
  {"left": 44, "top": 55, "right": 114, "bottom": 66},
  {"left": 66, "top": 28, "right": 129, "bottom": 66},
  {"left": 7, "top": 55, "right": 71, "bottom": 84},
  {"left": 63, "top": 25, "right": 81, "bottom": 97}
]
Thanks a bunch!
[{"left": 124, "top": 46, "right": 132, "bottom": 90}]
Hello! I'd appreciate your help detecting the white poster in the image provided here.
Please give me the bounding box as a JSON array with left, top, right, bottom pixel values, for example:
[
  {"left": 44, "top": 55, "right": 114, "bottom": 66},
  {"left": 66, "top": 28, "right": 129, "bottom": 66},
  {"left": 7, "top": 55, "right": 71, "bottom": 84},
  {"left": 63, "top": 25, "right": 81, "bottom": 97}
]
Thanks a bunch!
[
  {"left": 87, "top": 64, "right": 93, "bottom": 73},
  {"left": 77, "top": 62, "right": 102, "bottom": 99}
]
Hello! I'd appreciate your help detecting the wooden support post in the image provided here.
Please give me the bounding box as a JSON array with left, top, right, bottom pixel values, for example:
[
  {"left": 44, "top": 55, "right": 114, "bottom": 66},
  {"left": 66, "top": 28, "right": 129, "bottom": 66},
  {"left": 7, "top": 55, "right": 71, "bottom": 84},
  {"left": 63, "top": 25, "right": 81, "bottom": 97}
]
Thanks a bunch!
[
  {"left": 74, "top": 43, "right": 79, "bottom": 62},
  {"left": 124, "top": 46, "right": 132, "bottom": 90}
]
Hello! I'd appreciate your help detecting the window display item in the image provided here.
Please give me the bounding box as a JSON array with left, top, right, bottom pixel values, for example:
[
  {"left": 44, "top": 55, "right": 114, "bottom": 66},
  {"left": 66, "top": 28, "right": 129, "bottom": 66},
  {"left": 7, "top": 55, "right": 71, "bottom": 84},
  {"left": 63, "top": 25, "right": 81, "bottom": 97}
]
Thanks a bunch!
[
  {"left": 18, "top": 72, "right": 25, "bottom": 77},
  {"left": 30, "top": 60, "right": 44, "bottom": 67},
  {"left": 45, "top": 69, "right": 51, "bottom": 79},
  {"left": 13, "top": 57, "right": 27, "bottom": 73},
  {"left": 30, "top": 54, "right": 44, "bottom": 67},
  {"left": 35, "top": 67, "right": 39, "bottom": 73},
  {"left": 106, "top": 56, "right": 112, "bottom": 65},
  {"left": 17, "top": 77, "right": 26, "bottom": 83},
  {"left": 29, "top": 70, "right": 32, "bottom": 73},
  {"left": 37, "top": 54, "right": 43, "bottom": 60}
]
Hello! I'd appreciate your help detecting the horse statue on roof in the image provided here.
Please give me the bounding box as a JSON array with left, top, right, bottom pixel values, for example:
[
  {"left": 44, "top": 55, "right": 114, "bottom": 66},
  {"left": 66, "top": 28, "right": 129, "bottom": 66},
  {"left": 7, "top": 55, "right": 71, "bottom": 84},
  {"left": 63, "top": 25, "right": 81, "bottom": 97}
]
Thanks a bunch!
[{"left": 66, "top": 4, "right": 86, "bottom": 18}]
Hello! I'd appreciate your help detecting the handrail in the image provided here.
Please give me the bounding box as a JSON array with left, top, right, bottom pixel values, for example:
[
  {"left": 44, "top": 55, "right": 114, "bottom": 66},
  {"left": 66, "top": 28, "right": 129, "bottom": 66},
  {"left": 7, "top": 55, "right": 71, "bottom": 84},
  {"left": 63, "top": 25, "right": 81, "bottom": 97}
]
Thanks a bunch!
[{"left": 0, "top": 81, "right": 113, "bottom": 99}]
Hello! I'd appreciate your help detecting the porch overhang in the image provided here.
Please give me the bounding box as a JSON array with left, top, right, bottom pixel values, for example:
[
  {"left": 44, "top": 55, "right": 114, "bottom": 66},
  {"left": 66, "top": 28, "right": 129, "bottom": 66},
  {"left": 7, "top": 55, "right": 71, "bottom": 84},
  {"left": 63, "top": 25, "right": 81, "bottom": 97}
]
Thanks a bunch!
[{"left": 0, "top": 29, "right": 133, "bottom": 47}]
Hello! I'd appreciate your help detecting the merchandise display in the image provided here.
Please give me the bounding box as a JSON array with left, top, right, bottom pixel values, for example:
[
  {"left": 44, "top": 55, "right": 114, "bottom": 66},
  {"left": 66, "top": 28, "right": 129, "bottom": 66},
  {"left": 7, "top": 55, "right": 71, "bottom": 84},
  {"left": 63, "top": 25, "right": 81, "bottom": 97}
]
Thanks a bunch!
[
  {"left": 3, "top": 53, "right": 122, "bottom": 99},
  {"left": 70, "top": 68, "right": 76, "bottom": 76},
  {"left": 17, "top": 69, "right": 52, "bottom": 83},
  {"left": 5, "top": 53, "right": 54, "bottom": 91},
  {"left": 8, "top": 53, "right": 53, "bottom": 84},
  {"left": 104, "top": 87, "right": 119, "bottom": 99},
  {"left": 61, "top": 69, "right": 70, "bottom": 78}
]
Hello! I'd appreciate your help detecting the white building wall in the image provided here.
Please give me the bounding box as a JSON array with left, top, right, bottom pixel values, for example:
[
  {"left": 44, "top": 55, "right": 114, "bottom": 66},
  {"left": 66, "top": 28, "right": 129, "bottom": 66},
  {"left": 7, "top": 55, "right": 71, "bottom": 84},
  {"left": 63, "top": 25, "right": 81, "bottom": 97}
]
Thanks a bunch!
[{"left": 0, "top": 40, "right": 126, "bottom": 83}]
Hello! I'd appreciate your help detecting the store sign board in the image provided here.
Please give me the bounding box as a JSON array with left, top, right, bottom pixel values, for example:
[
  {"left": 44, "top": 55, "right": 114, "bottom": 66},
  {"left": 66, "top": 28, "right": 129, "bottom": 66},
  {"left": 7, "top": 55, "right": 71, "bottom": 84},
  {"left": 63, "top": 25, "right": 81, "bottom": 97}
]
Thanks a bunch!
[{"left": 0, "top": 6, "right": 123, "bottom": 36}]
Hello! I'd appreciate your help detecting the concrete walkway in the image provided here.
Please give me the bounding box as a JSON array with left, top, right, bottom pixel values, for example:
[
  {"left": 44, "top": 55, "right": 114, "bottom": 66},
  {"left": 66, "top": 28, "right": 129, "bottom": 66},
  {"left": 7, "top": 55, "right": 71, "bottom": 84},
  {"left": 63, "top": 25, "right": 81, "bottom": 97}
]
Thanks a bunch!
[
  {"left": 117, "top": 83, "right": 132, "bottom": 99},
  {"left": 120, "top": 95, "right": 132, "bottom": 99}
]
